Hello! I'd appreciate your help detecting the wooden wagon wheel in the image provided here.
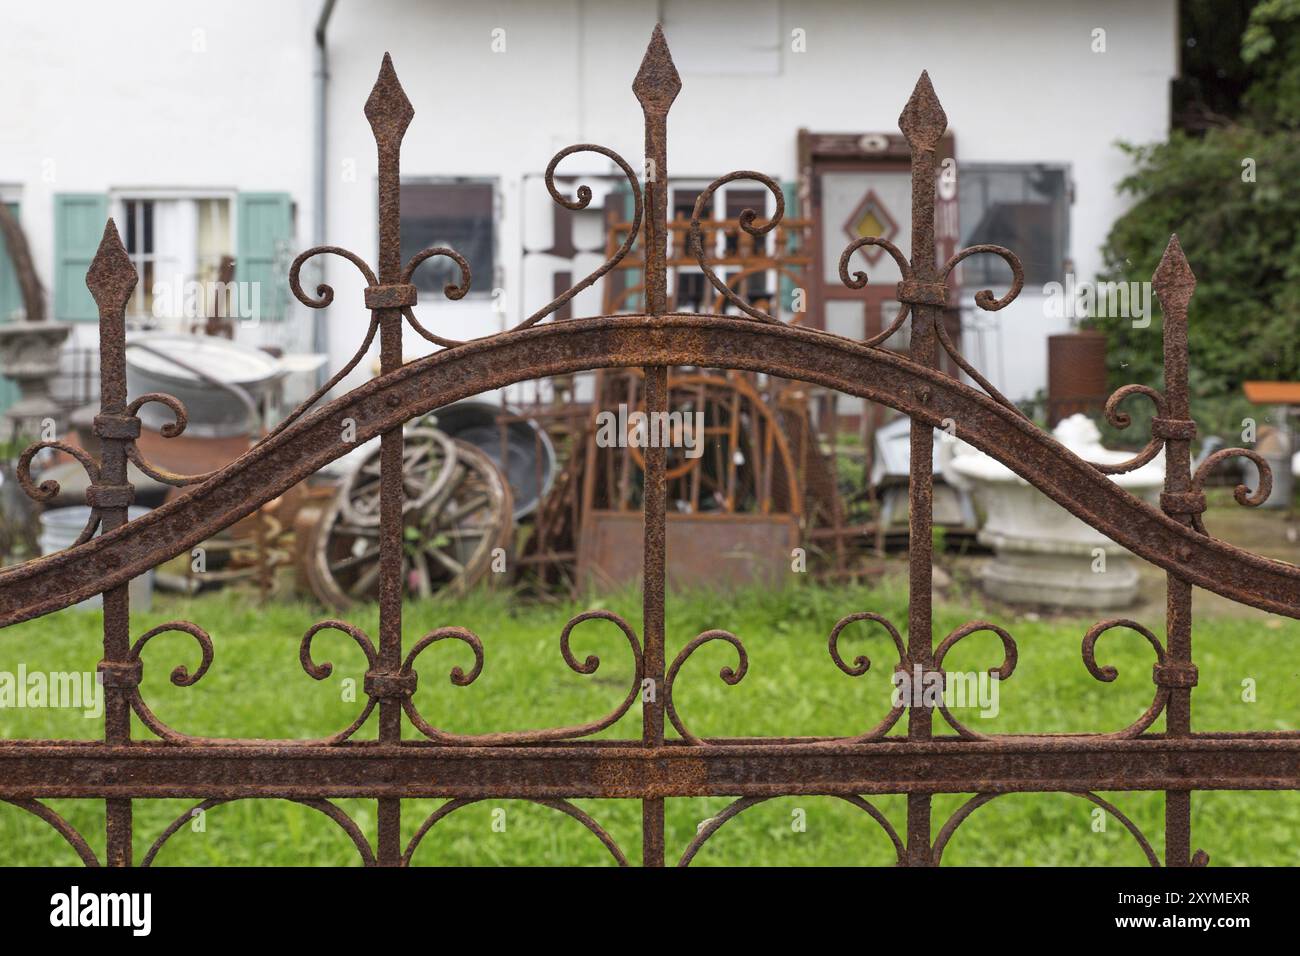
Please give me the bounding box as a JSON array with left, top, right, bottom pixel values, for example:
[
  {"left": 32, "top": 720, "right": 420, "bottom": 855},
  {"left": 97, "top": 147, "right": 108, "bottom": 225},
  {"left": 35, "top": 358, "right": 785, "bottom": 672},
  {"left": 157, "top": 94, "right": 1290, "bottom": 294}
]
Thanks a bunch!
[
  {"left": 623, "top": 371, "right": 801, "bottom": 513},
  {"left": 305, "top": 431, "right": 513, "bottom": 610},
  {"left": 337, "top": 427, "right": 458, "bottom": 527}
]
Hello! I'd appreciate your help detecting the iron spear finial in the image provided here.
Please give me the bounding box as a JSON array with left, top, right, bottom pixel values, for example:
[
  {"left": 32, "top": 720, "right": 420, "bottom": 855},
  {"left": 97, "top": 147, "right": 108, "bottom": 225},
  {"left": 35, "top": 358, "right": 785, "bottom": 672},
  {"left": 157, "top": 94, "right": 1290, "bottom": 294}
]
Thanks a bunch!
[
  {"left": 898, "top": 70, "right": 947, "bottom": 151},
  {"left": 1153, "top": 233, "right": 1196, "bottom": 315},
  {"left": 633, "top": 24, "right": 682, "bottom": 113},
  {"left": 86, "top": 219, "right": 137, "bottom": 316},
  {"left": 365, "top": 52, "right": 414, "bottom": 146}
]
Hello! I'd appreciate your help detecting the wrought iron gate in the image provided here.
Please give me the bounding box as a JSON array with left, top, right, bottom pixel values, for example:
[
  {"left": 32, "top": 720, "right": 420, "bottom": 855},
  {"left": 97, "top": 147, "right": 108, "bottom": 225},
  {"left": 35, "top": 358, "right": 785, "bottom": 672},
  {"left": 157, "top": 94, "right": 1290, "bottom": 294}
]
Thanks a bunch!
[{"left": 1, "top": 26, "right": 1297, "bottom": 867}]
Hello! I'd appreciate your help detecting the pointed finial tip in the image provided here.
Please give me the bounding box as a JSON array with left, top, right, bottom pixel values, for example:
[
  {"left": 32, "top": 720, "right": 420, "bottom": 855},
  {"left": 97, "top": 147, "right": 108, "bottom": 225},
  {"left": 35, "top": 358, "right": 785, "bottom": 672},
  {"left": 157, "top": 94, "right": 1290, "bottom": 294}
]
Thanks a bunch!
[
  {"left": 86, "top": 218, "right": 136, "bottom": 313},
  {"left": 365, "top": 51, "right": 414, "bottom": 141},
  {"left": 899, "top": 69, "right": 947, "bottom": 149},
  {"left": 1153, "top": 233, "right": 1196, "bottom": 304},
  {"left": 633, "top": 23, "right": 682, "bottom": 110}
]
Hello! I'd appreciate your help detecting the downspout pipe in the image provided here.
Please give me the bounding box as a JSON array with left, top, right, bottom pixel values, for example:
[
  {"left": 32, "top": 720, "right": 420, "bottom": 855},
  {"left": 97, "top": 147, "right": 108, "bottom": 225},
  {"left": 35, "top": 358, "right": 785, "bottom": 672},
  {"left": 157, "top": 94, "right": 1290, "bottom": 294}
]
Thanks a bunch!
[{"left": 312, "top": 0, "right": 338, "bottom": 387}]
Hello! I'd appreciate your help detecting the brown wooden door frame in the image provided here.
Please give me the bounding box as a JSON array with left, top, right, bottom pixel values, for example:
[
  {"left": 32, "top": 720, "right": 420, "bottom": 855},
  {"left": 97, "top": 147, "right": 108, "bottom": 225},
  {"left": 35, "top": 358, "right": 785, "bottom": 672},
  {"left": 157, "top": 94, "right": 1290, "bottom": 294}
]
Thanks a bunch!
[{"left": 798, "top": 129, "right": 959, "bottom": 456}]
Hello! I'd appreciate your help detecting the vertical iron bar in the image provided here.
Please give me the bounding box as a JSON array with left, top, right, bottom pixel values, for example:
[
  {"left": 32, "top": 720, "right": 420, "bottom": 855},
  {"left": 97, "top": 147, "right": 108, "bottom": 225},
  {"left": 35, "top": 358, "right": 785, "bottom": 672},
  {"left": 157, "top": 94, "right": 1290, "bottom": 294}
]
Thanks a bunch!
[
  {"left": 633, "top": 25, "right": 680, "bottom": 868},
  {"left": 1154, "top": 237, "right": 1197, "bottom": 866},
  {"left": 366, "top": 52, "right": 415, "bottom": 867},
  {"left": 898, "top": 73, "right": 947, "bottom": 866},
  {"left": 86, "top": 221, "right": 140, "bottom": 867}
]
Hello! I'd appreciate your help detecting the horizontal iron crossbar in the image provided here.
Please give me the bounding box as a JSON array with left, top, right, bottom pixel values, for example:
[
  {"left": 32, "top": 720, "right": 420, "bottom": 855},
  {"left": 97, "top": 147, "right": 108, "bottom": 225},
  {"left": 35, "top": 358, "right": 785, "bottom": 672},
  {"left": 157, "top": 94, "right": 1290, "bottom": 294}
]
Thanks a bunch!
[{"left": 1, "top": 736, "right": 1296, "bottom": 799}]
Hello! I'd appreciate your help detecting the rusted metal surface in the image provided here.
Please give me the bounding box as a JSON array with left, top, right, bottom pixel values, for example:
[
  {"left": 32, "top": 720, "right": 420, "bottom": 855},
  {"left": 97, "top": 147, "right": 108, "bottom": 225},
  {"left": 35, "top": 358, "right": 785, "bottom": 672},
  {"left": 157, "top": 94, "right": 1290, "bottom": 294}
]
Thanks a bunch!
[
  {"left": 1, "top": 26, "right": 1297, "bottom": 868},
  {"left": 577, "top": 511, "right": 800, "bottom": 592}
]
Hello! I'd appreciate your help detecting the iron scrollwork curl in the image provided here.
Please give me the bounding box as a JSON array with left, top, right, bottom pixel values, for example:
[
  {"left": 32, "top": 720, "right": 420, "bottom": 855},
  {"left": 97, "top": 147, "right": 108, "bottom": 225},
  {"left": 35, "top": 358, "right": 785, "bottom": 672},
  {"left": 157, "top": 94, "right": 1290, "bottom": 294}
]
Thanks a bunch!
[
  {"left": 931, "top": 620, "right": 1017, "bottom": 740},
  {"left": 401, "top": 246, "right": 472, "bottom": 348},
  {"left": 838, "top": 236, "right": 914, "bottom": 347},
  {"left": 1092, "top": 384, "right": 1168, "bottom": 476},
  {"left": 1190, "top": 447, "right": 1273, "bottom": 534},
  {"left": 401, "top": 610, "right": 643, "bottom": 745},
  {"left": 1081, "top": 618, "right": 1169, "bottom": 738},
  {"left": 688, "top": 171, "right": 785, "bottom": 323},
  {"left": 930, "top": 244, "right": 1028, "bottom": 416},
  {"left": 16, "top": 441, "right": 102, "bottom": 544},
  {"left": 826, "top": 611, "right": 908, "bottom": 742},
  {"left": 516, "top": 144, "right": 644, "bottom": 329},
  {"left": 269, "top": 244, "right": 387, "bottom": 439},
  {"left": 664, "top": 629, "right": 748, "bottom": 745},
  {"left": 122, "top": 621, "right": 215, "bottom": 743},
  {"left": 299, "top": 619, "right": 381, "bottom": 745}
]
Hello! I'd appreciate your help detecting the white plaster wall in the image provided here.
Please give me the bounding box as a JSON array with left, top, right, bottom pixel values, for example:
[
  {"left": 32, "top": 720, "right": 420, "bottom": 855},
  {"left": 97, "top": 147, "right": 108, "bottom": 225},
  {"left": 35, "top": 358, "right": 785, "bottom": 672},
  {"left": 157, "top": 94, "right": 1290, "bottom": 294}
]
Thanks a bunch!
[
  {"left": 0, "top": 0, "right": 1177, "bottom": 403},
  {"left": 0, "top": 0, "right": 315, "bottom": 351}
]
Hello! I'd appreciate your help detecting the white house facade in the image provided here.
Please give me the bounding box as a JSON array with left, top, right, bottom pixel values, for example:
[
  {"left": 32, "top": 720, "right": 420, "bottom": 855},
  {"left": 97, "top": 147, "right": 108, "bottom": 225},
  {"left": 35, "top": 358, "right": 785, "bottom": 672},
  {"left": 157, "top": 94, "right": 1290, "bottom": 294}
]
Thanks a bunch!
[{"left": 0, "top": 0, "right": 1179, "bottom": 413}]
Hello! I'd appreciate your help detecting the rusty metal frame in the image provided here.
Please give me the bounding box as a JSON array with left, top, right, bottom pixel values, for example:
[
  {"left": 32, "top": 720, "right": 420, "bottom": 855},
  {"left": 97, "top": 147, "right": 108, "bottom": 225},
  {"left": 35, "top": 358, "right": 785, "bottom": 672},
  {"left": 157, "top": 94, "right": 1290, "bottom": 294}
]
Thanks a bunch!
[{"left": 1, "top": 27, "right": 1297, "bottom": 868}]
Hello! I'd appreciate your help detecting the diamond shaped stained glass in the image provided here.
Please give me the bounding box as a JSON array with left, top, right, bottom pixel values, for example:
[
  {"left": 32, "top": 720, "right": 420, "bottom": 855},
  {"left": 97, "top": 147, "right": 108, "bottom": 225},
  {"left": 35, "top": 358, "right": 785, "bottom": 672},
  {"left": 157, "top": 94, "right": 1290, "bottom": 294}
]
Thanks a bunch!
[{"left": 842, "top": 189, "right": 899, "bottom": 265}]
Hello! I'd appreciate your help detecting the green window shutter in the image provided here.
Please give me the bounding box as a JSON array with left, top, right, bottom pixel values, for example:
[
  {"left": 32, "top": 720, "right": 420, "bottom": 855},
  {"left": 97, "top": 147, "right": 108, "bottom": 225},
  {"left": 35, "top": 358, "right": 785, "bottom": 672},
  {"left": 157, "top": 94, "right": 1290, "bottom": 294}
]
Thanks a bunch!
[
  {"left": 0, "top": 202, "right": 20, "bottom": 416},
  {"left": 621, "top": 186, "right": 641, "bottom": 310},
  {"left": 780, "top": 180, "right": 799, "bottom": 319},
  {"left": 236, "top": 192, "right": 293, "bottom": 324},
  {"left": 54, "top": 194, "right": 108, "bottom": 321},
  {"left": 0, "top": 202, "right": 20, "bottom": 322}
]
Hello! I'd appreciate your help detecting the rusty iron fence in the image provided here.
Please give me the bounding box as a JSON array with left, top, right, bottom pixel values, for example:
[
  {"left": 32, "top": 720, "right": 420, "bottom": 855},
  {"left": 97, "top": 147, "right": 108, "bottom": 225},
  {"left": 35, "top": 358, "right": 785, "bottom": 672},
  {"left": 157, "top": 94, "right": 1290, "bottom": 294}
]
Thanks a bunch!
[{"left": 1, "top": 27, "right": 1297, "bottom": 867}]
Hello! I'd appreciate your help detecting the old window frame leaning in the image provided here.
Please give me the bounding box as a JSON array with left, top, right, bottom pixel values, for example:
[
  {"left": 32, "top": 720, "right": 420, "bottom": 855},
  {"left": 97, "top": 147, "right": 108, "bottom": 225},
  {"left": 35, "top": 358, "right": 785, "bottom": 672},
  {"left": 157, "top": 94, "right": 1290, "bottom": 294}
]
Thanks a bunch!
[{"left": 1, "top": 27, "right": 1297, "bottom": 868}]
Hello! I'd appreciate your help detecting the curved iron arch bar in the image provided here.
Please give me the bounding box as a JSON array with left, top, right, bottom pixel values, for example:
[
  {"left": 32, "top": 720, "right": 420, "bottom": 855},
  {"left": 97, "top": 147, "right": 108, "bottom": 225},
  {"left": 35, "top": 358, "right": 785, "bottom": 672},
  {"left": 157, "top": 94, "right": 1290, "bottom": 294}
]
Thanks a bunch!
[
  {"left": 140, "top": 797, "right": 376, "bottom": 866},
  {"left": 403, "top": 797, "right": 627, "bottom": 866},
  {"left": 931, "top": 791, "right": 1159, "bottom": 867},
  {"left": 0, "top": 798, "right": 100, "bottom": 866},
  {"left": 678, "top": 794, "right": 903, "bottom": 866},
  {"left": 4, "top": 314, "right": 1299, "bottom": 624}
]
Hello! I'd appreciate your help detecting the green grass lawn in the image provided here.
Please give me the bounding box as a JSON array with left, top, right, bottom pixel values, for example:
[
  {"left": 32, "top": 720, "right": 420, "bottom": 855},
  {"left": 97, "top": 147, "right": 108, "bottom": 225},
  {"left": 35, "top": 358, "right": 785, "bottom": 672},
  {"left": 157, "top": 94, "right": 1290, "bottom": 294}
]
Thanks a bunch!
[{"left": 0, "top": 577, "right": 1295, "bottom": 866}]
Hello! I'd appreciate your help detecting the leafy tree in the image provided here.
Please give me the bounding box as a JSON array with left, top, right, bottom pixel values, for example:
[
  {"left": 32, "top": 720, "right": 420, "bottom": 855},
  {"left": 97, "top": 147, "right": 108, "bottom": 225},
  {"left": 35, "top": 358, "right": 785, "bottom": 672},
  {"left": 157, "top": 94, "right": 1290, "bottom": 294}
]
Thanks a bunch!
[{"left": 1088, "top": 0, "right": 1300, "bottom": 441}]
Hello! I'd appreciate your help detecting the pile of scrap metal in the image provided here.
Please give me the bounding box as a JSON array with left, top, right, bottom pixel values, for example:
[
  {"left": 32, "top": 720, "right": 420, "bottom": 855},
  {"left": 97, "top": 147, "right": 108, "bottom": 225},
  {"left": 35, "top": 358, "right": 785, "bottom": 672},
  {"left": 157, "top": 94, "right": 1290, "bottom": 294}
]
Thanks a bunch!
[
  {"left": 503, "top": 195, "right": 886, "bottom": 594},
  {"left": 516, "top": 366, "right": 857, "bottom": 594}
]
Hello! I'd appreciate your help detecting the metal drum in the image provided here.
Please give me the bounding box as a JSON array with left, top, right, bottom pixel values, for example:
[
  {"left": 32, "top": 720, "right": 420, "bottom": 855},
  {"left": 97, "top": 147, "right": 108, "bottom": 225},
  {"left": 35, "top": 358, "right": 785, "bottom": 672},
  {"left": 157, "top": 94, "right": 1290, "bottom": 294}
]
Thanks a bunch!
[
  {"left": 125, "top": 333, "right": 286, "bottom": 437},
  {"left": 428, "top": 400, "right": 556, "bottom": 520}
]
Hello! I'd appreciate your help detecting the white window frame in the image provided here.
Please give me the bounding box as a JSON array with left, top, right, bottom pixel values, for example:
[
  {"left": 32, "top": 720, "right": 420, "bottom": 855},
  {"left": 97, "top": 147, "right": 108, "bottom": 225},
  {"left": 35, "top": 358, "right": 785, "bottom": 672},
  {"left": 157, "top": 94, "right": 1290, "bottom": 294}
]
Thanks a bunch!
[{"left": 109, "top": 187, "right": 238, "bottom": 323}]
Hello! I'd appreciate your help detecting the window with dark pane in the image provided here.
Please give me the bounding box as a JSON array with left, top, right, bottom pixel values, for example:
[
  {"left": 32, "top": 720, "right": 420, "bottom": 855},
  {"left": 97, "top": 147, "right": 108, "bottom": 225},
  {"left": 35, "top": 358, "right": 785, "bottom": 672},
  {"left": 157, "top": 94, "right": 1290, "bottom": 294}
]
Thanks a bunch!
[
  {"left": 400, "top": 181, "right": 494, "bottom": 296},
  {"left": 725, "top": 188, "right": 770, "bottom": 305},
  {"left": 672, "top": 187, "right": 705, "bottom": 312},
  {"left": 958, "top": 165, "right": 1068, "bottom": 288}
]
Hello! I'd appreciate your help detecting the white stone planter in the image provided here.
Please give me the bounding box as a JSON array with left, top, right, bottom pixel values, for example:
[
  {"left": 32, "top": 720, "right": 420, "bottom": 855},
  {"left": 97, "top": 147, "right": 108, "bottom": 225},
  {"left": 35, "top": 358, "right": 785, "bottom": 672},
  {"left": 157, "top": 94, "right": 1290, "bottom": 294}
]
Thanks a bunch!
[{"left": 942, "top": 414, "right": 1164, "bottom": 609}]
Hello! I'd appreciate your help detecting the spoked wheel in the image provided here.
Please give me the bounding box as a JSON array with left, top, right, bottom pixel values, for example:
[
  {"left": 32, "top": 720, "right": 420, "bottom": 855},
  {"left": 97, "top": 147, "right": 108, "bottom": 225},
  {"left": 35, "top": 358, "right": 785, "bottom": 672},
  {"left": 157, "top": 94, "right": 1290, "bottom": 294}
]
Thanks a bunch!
[
  {"left": 305, "top": 430, "right": 513, "bottom": 610},
  {"left": 337, "top": 427, "right": 459, "bottom": 527}
]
